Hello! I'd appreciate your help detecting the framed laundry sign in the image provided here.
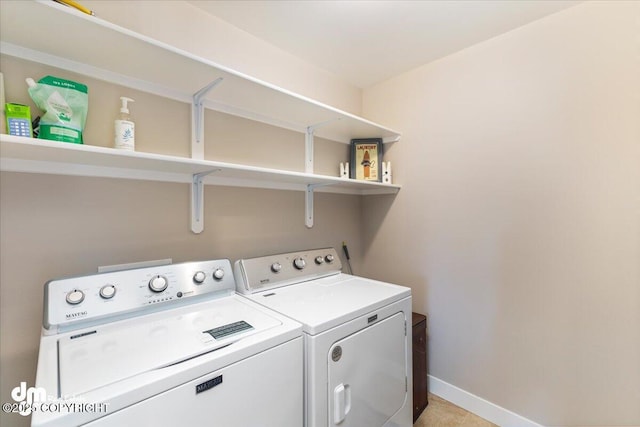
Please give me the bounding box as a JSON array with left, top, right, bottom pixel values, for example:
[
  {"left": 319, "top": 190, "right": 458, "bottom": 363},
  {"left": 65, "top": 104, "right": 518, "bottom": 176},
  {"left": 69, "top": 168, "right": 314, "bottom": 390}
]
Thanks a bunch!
[{"left": 350, "top": 138, "right": 383, "bottom": 181}]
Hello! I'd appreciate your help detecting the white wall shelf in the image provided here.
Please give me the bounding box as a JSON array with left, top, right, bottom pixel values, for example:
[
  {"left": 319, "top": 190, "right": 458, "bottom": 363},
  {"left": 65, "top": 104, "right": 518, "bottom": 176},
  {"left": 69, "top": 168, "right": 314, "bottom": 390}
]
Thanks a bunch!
[
  {"left": 0, "top": 1, "right": 401, "bottom": 145},
  {"left": 0, "top": 136, "right": 400, "bottom": 194},
  {"left": 0, "top": 0, "right": 401, "bottom": 231}
]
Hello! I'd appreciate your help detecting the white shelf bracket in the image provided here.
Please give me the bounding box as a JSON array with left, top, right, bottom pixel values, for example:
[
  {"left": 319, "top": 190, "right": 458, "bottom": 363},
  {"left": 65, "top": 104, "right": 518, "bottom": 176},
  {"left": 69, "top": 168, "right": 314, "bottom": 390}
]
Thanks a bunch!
[
  {"left": 191, "top": 169, "right": 221, "bottom": 234},
  {"left": 305, "top": 117, "right": 342, "bottom": 174},
  {"left": 305, "top": 127, "right": 314, "bottom": 174},
  {"left": 305, "top": 183, "right": 332, "bottom": 229},
  {"left": 191, "top": 77, "right": 224, "bottom": 160}
]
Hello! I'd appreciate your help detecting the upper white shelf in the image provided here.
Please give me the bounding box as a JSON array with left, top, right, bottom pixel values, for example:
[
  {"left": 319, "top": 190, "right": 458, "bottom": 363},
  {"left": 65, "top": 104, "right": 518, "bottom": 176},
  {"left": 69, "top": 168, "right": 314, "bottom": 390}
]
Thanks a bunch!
[
  {"left": 0, "top": 136, "right": 401, "bottom": 196},
  {"left": 0, "top": 0, "right": 401, "bottom": 145}
]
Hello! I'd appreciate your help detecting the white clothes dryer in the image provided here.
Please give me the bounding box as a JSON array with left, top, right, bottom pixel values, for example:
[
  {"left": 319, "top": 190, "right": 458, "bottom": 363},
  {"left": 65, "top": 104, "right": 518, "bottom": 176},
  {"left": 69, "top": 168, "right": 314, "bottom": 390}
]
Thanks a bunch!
[
  {"left": 235, "top": 248, "right": 412, "bottom": 427},
  {"left": 32, "top": 259, "right": 303, "bottom": 427}
]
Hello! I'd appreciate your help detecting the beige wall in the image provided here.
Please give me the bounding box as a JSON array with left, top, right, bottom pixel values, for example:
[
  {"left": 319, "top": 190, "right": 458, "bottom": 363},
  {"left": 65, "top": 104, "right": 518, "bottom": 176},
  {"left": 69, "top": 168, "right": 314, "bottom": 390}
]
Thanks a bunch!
[
  {"left": 0, "top": 3, "right": 366, "bottom": 426},
  {"left": 362, "top": 1, "right": 640, "bottom": 425}
]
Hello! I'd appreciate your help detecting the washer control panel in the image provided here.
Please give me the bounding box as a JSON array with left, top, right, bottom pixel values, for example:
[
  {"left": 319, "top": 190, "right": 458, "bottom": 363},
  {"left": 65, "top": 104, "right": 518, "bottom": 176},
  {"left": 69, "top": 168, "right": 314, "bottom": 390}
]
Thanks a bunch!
[
  {"left": 234, "top": 247, "right": 342, "bottom": 294},
  {"left": 44, "top": 259, "right": 234, "bottom": 334}
]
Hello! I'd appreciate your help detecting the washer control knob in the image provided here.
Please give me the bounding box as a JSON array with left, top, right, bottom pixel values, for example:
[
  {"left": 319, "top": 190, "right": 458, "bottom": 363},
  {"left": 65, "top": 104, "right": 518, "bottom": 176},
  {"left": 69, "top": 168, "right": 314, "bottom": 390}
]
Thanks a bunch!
[
  {"left": 325, "top": 254, "right": 335, "bottom": 263},
  {"left": 193, "top": 271, "right": 206, "bottom": 284},
  {"left": 293, "top": 257, "right": 306, "bottom": 270},
  {"left": 149, "top": 275, "right": 168, "bottom": 293},
  {"left": 271, "top": 262, "right": 282, "bottom": 273},
  {"left": 99, "top": 285, "right": 116, "bottom": 299},
  {"left": 213, "top": 268, "right": 225, "bottom": 280},
  {"left": 66, "top": 289, "right": 85, "bottom": 305},
  {"left": 315, "top": 256, "right": 325, "bottom": 265}
]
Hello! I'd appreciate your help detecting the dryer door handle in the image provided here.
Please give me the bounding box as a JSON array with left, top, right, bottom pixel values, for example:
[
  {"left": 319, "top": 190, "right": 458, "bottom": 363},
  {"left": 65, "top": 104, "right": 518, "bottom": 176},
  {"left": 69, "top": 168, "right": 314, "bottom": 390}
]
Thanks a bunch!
[{"left": 333, "top": 383, "right": 351, "bottom": 424}]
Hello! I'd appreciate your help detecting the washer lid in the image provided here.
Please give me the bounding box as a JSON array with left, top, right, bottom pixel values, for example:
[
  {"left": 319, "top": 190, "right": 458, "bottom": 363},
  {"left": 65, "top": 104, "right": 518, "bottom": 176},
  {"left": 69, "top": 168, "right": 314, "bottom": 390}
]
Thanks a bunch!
[
  {"left": 57, "top": 296, "right": 282, "bottom": 397},
  {"left": 244, "top": 274, "right": 411, "bottom": 335}
]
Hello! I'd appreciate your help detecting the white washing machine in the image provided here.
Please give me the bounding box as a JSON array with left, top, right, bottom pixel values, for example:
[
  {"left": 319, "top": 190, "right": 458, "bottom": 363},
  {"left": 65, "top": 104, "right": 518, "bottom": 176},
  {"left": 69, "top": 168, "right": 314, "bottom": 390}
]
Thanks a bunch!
[
  {"left": 235, "top": 248, "right": 412, "bottom": 427},
  {"left": 32, "top": 259, "right": 303, "bottom": 427}
]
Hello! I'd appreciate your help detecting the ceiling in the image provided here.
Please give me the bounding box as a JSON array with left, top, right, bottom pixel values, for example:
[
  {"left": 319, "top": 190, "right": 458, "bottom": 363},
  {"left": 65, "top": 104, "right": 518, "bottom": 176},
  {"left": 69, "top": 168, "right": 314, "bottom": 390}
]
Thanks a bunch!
[{"left": 188, "top": 1, "right": 579, "bottom": 89}]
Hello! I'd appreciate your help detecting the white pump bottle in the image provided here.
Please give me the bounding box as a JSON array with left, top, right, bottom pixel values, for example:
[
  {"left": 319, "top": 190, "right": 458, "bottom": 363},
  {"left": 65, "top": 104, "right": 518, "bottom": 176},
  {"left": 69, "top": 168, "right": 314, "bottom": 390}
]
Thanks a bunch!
[{"left": 114, "top": 96, "right": 135, "bottom": 150}]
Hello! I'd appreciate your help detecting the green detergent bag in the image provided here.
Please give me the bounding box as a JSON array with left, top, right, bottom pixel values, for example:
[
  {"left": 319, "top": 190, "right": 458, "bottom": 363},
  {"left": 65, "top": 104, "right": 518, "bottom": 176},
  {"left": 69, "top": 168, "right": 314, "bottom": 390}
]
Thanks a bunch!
[{"left": 26, "top": 76, "right": 88, "bottom": 144}]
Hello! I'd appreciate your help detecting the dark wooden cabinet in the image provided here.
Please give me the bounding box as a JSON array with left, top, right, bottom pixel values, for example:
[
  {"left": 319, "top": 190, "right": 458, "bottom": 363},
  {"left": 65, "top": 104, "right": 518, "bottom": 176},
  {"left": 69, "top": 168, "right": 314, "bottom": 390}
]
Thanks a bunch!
[{"left": 412, "top": 312, "right": 428, "bottom": 422}]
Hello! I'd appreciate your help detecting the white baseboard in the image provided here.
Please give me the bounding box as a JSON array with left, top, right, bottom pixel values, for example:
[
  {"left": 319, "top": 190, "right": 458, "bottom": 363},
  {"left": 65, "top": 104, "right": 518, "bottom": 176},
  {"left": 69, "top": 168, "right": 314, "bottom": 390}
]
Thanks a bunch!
[{"left": 428, "top": 375, "right": 544, "bottom": 427}]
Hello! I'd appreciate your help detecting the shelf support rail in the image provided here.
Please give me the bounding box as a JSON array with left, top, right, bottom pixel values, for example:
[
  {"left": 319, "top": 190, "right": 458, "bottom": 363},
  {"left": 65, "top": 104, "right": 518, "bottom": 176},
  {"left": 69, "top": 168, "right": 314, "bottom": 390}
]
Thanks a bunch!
[
  {"left": 305, "top": 127, "right": 314, "bottom": 174},
  {"left": 305, "top": 118, "right": 341, "bottom": 174},
  {"left": 305, "top": 183, "right": 333, "bottom": 228},
  {"left": 192, "top": 77, "right": 224, "bottom": 160},
  {"left": 191, "top": 169, "right": 221, "bottom": 234}
]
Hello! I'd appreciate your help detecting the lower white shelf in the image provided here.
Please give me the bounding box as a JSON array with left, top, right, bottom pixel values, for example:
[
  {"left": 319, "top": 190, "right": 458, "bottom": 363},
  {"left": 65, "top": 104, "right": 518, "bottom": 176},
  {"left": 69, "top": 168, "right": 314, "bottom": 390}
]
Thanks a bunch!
[
  {"left": 0, "top": 136, "right": 400, "bottom": 231},
  {"left": 0, "top": 135, "right": 400, "bottom": 195}
]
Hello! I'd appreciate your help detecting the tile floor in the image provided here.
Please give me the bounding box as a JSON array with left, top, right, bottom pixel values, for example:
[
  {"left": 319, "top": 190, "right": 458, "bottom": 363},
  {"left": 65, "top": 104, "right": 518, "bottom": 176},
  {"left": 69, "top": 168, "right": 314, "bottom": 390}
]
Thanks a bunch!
[{"left": 414, "top": 393, "right": 498, "bottom": 427}]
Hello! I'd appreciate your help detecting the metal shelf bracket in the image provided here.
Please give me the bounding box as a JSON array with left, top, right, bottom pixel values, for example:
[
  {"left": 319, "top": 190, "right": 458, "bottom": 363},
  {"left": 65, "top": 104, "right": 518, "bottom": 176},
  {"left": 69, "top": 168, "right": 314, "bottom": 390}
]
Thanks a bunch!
[
  {"left": 304, "top": 117, "right": 341, "bottom": 228},
  {"left": 305, "top": 127, "right": 314, "bottom": 174},
  {"left": 191, "top": 77, "right": 224, "bottom": 160},
  {"left": 305, "top": 183, "right": 332, "bottom": 228},
  {"left": 191, "top": 169, "right": 221, "bottom": 234},
  {"left": 305, "top": 118, "right": 341, "bottom": 174}
]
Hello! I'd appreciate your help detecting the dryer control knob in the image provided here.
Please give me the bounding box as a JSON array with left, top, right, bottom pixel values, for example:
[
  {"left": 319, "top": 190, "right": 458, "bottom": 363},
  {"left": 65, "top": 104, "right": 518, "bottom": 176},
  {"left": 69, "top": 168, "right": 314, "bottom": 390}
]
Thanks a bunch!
[
  {"left": 193, "top": 271, "right": 206, "bottom": 284},
  {"left": 271, "top": 262, "right": 282, "bottom": 273},
  {"left": 213, "top": 268, "right": 225, "bottom": 280},
  {"left": 66, "top": 289, "right": 85, "bottom": 305},
  {"left": 149, "top": 275, "right": 168, "bottom": 293},
  {"left": 293, "top": 257, "right": 306, "bottom": 270},
  {"left": 315, "top": 256, "right": 325, "bottom": 265},
  {"left": 99, "top": 285, "right": 116, "bottom": 299},
  {"left": 325, "top": 254, "right": 335, "bottom": 263}
]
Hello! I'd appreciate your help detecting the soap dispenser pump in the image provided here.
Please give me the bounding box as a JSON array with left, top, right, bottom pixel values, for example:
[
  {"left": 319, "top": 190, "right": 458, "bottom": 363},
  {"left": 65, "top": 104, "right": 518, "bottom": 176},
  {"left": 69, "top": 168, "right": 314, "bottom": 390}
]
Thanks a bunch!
[{"left": 114, "top": 96, "right": 135, "bottom": 150}]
